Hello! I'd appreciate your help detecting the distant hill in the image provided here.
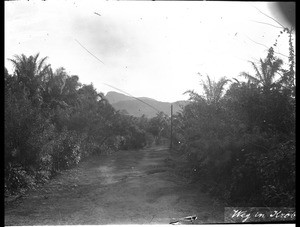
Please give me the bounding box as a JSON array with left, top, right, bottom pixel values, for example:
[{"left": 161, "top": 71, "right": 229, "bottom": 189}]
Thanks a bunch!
[
  {"left": 105, "top": 91, "right": 135, "bottom": 104},
  {"left": 105, "top": 91, "right": 188, "bottom": 118}
]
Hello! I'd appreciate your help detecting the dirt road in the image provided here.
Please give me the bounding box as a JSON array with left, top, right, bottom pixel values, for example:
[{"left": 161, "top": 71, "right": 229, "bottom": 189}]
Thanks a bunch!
[{"left": 5, "top": 146, "right": 224, "bottom": 225}]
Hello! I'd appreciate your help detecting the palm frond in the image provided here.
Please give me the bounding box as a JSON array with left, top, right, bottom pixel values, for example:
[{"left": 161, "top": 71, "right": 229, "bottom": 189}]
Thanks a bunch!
[
  {"left": 270, "top": 58, "right": 283, "bottom": 77},
  {"left": 260, "top": 59, "right": 269, "bottom": 83},
  {"left": 200, "top": 75, "right": 215, "bottom": 102},
  {"left": 232, "top": 78, "right": 240, "bottom": 84},
  {"left": 33, "top": 53, "right": 40, "bottom": 63},
  {"left": 183, "top": 90, "right": 202, "bottom": 101},
  {"left": 8, "top": 58, "right": 18, "bottom": 68},
  {"left": 20, "top": 54, "right": 27, "bottom": 65},
  {"left": 250, "top": 61, "right": 263, "bottom": 82},
  {"left": 214, "top": 77, "right": 230, "bottom": 101},
  {"left": 39, "top": 64, "right": 51, "bottom": 75},
  {"left": 206, "top": 75, "right": 213, "bottom": 93},
  {"left": 239, "top": 72, "right": 260, "bottom": 84},
  {"left": 37, "top": 56, "right": 49, "bottom": 73}
]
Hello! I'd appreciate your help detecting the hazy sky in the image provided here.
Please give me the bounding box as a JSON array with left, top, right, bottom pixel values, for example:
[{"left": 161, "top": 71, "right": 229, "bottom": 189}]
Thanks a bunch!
[{"left": 5, "top": 1, "right": 294, "bottom": 102}]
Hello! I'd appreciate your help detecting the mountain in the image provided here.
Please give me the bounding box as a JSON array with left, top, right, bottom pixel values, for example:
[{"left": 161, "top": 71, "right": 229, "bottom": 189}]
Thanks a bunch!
[
  {"left": 105, "top": 91, "right": 188, "bottom": 118},
  {"left": 105, "top": 91, "right": 135, "bottom": 104}
]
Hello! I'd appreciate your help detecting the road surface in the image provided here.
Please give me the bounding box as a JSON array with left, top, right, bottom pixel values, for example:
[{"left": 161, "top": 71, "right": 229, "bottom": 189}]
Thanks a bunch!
[{"left": 5, "top": 146, "right": 224, "bottom": 225}]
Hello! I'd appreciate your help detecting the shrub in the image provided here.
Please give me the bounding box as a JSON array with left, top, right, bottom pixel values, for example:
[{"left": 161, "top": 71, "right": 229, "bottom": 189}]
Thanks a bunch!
[
  {"left": 5, "top": 164, "right": 36, "bottom": 195},
  {"left": 51, "top": 129, "right": 82, "bottom": 172},
  {"left": 259, "top": 140, "right": 295, "bottom": 206}
]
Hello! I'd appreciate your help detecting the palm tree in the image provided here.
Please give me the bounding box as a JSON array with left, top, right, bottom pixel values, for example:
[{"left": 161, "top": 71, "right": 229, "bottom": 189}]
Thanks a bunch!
[
  {"left": 41, "top": 67, "right": 84, "bottom": 109},
  {"left": 9, "top": 53, "right": 50, "bottom": 99},
  {"left": 185, "top": 74, "right": 230, "bottom": 105},
  {"left": 240, "top": 48, "right": 283, "bottom": 92},
  {"left": 201, "top": 75, "right": 231, "bottom": 104}
]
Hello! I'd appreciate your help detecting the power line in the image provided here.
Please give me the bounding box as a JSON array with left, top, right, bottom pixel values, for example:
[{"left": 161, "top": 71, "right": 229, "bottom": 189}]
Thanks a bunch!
[
  {"left": 74, "top": 39, "right": 168, "bottom": 118},
  {"left": 250, "top": 20, "right": 282, "bottom": 29},
  {"left": 103, "top": 83, "right": 162, "bottom": 113},
  {"left": 74, "top": 39, "right": 105, "bottom": 65},
  {"left": 243, "top": 34, "right": 289, "bottom": 58},
  {"left": 252, "top": 5, "right": 285, "bottom": 29}
]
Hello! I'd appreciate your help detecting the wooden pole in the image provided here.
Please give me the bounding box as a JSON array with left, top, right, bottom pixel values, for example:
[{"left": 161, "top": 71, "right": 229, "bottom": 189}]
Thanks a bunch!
[{"left": 170, "top": 104, "right": 173, "bottom": 149}]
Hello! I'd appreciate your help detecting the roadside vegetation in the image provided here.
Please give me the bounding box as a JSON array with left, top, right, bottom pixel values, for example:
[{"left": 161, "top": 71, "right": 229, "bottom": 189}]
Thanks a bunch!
[
  {"left": 171, "top": 28, "right": 295, "bottom": 207},
  {"left": 5, "top": 27, "right": 295, "bottom": 208},
  {"left": 4, "top": 54, "right": 168, "bottom": 196}
]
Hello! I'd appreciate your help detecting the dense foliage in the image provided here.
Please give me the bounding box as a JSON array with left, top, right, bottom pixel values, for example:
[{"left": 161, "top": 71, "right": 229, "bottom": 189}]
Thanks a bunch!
[
  {"left": 5, "top": 28, "right": 295, "bottom": 209},
  {"left": 4, "top": 54, "right": 168, "bottom": 195},
  {"left": 172, "top": 39, "right": 295, "bottom": 207}
]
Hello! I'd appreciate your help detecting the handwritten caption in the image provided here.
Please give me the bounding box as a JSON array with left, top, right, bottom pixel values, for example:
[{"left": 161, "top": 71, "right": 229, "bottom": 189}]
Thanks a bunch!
[{"left": 225, "top": 207, "right": 295, "bottom": 223}]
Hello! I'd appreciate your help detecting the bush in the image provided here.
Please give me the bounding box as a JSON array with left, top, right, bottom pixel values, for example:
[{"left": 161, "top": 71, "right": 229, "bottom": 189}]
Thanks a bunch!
[
  {"left": 5, "top": 54, "right": 159, "bottom": 197},
  {"left": 51, "top": 129, "right": 82, "bottom": 172},
  {"left": 119, "top": 126, "right": 147, "bottom": 150},
  {"left": 259, "top": 140, "right": 295, "bottom": 206},
  {"left": 192, "top": 135, "right": 295, "bottom": 207},
  {"left": 5, "top": 164, "right": 36, "bottom": 196}
]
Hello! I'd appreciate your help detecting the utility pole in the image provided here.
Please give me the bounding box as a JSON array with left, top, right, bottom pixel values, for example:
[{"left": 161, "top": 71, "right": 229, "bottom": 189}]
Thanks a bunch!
[{"left": 170, "top": 104, "right": 173, "bottom": 149}]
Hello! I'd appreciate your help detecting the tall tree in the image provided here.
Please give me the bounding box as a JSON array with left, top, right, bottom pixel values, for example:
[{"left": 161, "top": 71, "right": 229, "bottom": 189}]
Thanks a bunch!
[
  {"left": 240, "top": 48, "right": 283, "bottom": 92},
  {"left": 185, "top": 74, "right": 230, "bottom": 105},
  {"left": 8, "top": 53, "right": 50, "bottom": 104}
]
